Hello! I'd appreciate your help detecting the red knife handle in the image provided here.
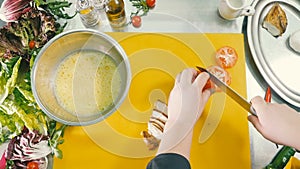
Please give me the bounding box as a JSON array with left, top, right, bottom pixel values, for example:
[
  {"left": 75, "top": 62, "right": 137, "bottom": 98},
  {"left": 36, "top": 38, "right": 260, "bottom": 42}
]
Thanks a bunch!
[{"left": 264, "top": 86, "right": 271, "bottom": 103}]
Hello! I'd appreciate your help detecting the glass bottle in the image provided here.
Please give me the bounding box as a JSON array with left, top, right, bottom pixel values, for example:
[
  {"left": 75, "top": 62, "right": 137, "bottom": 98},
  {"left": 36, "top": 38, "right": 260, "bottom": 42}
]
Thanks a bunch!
[
  {"left": 105, "top": 0, "right": 127, "bottom": 28},
  {"left": 76, "top": 0, "right": 99, "bottom": 27}
]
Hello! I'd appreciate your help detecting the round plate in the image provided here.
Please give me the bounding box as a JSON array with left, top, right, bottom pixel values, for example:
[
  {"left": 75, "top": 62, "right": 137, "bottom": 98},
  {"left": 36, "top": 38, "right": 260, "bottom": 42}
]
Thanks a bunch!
[{"left": 247, "top": 0, "right": 300, "bottom": 108}]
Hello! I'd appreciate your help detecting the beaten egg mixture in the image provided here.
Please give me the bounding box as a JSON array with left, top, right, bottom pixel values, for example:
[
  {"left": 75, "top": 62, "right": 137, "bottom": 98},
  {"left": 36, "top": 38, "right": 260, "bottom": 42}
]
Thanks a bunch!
[{"left": 54, "top": 50, "right": 121, "bottom": 117}]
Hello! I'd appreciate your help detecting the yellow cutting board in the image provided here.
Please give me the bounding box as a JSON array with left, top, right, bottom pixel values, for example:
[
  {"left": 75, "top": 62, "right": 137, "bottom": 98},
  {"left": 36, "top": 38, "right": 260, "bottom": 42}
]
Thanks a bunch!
[
  {"left": 53, "top": 33, "right": 251, "bottom": 169},
  {"left": 286, "top": 157, "right": 300, "bottom": 169}
]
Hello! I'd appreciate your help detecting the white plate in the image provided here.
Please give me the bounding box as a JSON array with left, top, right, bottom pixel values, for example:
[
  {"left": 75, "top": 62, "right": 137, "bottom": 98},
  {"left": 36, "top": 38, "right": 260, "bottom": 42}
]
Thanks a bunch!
[{"left": 247, "top": 0, "right": 300, "bottom": 108}]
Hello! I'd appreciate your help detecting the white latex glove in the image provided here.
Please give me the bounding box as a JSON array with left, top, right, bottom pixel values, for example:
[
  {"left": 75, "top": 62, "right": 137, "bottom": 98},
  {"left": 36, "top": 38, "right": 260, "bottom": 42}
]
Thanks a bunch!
[
  {"left": 248, "top": 96, "right": 300, "bottom": 150},
  {"left": 157, "top": 68, "right": 211, "bottom": 158},
  {"left": 167, "top": 68, "right": 211, "bottom": 127}
]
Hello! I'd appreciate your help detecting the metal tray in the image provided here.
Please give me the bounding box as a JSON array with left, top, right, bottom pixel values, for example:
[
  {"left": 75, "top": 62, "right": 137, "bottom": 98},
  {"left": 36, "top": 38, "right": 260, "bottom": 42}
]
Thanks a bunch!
[{"left": 247, "top": 0, "right": 300, "bottom": 108}]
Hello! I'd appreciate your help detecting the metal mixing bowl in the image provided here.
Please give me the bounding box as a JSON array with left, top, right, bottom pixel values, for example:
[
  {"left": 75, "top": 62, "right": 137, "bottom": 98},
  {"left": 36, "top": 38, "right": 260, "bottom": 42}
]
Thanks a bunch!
[{"left": 31, "top": 29, "right": 131, "bottom": 125}]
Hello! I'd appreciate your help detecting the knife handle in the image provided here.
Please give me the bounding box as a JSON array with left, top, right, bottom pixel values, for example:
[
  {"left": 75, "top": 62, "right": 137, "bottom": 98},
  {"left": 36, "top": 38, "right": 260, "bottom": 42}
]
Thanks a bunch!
[{"left": 264, "top": 146, "right": 296, "bottom": 169}]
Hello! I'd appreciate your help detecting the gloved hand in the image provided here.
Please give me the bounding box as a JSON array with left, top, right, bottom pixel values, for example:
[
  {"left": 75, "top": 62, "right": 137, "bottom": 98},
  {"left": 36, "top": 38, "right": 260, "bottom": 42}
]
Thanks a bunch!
[
  {"left": 157, "top": 68, "right": 211, "bottom": 157},
  {"left": 248, "top": 96, "right": 300, "bottom": 150},
  {"left": 166, "top": 68, "right": 211, "bottom": 128}
]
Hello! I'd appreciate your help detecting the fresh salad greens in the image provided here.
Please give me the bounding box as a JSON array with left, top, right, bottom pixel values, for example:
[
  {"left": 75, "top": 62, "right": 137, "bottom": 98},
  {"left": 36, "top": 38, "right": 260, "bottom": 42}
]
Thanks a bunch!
[
  {"left": 5, "top": 127, "right": 52, "bottom": 168},
  {"left": 39, "top": 1, "right": 76, "bottom": 19},
  {"left": 0, "top": 1, "right": 75, "bottom": 61},
  {"left": 0, "top": 0, "right": 76, "bottom": 167}
]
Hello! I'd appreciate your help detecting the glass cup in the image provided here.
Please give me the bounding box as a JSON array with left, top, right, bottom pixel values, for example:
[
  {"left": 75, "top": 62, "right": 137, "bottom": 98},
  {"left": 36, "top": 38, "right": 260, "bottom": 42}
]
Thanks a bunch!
[{"left": 76, "top": 0, "right": 100, "bottom": 27}]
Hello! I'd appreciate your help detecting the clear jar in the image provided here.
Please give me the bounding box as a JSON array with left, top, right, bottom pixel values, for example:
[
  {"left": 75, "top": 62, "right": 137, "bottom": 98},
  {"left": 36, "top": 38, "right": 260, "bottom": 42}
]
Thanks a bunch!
[
  {"left": 105, "top": 0, "right": 127, "bottom": 28},
  {"left": 76, "top": 0, "right": 100, "bottom": 27},
  {"left": 92, "top": 0, "right": 109, "bottom": 10}
]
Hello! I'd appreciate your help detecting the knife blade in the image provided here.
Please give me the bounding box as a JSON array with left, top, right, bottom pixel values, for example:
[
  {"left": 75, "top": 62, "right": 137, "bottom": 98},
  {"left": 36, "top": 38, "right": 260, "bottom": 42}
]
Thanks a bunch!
[{"left": 196, "top": 66, "right": 257, "bottom": 116}]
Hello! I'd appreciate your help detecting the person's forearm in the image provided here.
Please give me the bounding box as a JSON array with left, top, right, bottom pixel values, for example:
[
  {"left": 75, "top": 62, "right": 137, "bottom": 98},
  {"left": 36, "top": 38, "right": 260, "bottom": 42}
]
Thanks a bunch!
[
  {"left": 275, "top": 112, "right": 300, "bottom": 151},
  {"left": 248, "top": 98, "right": 300, "bottom": 151},
  {"left": 157, "top": 120, "right": 194, "bottom": 160},
  {"left": 158, "top": 130, "right": 193, "bottom": 160},
  {"left": 290, "top": 116, "right": 300, "bottom": 151}
]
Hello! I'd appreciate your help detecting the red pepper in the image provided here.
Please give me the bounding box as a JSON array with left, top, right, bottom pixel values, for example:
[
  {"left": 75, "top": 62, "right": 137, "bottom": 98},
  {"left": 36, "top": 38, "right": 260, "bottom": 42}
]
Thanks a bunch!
[{"left": 264, "top": 86, "right": 271, "bottom": 103}]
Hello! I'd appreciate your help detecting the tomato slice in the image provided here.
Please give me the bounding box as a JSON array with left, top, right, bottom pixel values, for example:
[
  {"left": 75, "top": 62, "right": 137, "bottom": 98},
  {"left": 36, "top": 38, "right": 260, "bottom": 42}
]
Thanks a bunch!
[
  {"left": 215, "top": 46, "right": 238, "bottom": 69},
  {"left": 204, "top": 65, "right": 231, "bottom": 92}
]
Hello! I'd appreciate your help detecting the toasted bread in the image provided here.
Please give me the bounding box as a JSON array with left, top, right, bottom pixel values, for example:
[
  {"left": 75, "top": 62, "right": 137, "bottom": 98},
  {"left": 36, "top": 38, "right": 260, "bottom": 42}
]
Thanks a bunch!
[
  {"left": 141, "top": 100, "right": 168, "bottom": 150},
  {"left": 262, "top": 3, "right": 288, "bottom": 37}
]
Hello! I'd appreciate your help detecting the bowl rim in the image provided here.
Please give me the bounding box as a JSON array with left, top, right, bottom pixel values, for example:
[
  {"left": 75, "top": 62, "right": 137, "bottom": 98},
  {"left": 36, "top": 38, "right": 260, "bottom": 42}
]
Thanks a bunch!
[{"left": 31, "top": 29, "right": 131, "bottom": 126}]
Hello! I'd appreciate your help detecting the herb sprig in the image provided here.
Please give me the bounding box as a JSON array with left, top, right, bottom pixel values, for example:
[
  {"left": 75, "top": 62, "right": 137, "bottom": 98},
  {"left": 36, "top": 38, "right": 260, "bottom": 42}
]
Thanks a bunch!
[{"left": 128, "top": 0, "right": 156, "bottom": 27}]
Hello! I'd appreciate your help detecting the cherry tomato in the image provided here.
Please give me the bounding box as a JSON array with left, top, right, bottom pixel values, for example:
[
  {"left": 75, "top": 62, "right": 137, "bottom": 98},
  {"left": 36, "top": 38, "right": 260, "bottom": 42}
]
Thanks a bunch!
[
  {"left": 27, "top": 161, "right": 39, "bottom": 169},
  {"left": 146, "top": 0, "right": 156, "bottom": 8},
  {"left": 131, "top": 15, "right": 142, "bottom": 28},
  {"left": 204, "top": 65, "right": 231, "bottom": 92},
  {"left": 29, "top": 40, "right": 35, "bottom": 49},
  {"left": 215, "top": 46, "right": 238, "bottom": 69}
]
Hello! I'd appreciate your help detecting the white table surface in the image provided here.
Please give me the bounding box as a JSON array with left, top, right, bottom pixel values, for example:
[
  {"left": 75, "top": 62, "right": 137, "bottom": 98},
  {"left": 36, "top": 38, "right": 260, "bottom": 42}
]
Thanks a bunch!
[{"left": 0, "top": 0, "right": 299, "bottom": 168}]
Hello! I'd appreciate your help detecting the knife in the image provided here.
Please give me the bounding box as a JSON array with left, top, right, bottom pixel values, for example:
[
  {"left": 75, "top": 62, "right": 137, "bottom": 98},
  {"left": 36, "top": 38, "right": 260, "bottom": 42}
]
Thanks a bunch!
[{"left": 196, "top": 66, "right": 257, "bottom": 116}]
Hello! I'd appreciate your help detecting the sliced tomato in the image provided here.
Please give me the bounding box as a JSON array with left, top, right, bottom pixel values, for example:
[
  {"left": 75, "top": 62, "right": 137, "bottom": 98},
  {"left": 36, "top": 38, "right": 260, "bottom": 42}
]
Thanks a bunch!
[
  {"left": 204, "top": 65, "right": 231, "bottom": 92},
  {"left": 215, "top": 46, "right": 238, "bottom": 69}
]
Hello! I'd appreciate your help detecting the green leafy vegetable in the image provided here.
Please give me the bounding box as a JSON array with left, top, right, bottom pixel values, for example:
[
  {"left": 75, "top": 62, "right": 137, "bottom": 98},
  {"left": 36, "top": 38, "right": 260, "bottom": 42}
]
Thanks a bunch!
[
  {"left": 0, "top": 56, "right": 46, "bottom": 140},
  {"left": 129, "top": 0, "right": 150, "bottom": 17},
  {"left": 39, "top": 0, "right": 77, "bottom": 19},
  {"left": 0, "top": 0, "right": 76, "bottom": 161},
  {"left": 48, "top": 121, "right": 66, "bottom": 159},
  {"left": 0, "top": 57, "right": 22, "bottom": 105},
  {"left": 128, "top": 0, "right": 156, "bottom": 27}
]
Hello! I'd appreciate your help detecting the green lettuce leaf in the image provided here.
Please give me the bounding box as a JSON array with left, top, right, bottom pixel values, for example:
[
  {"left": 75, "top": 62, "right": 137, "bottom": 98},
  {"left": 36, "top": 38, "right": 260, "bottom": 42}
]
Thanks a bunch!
[
  {"left": 0, "top": 57, "right": 22, "bottom": 104},
  {"left": 0, "top": 56, "right": 48, "bottom": 143}
]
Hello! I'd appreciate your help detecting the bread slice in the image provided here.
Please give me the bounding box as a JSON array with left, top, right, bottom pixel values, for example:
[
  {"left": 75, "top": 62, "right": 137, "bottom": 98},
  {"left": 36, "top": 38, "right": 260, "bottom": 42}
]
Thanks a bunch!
[
  {"left": 141, "top": 100, "right": 168, "bottom": 150},
  {"left": 262, "top": 3, "right": 288, "bottom": 37}
]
